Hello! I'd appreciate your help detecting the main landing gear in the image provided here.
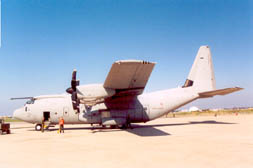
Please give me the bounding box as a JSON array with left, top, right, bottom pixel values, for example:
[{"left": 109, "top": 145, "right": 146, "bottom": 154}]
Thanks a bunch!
[
  {"left": 99, "top": 123, "right": 133, "bottom": 129},
  {"left": 119, "top": 123, "right": 133, "bottom": 129}
]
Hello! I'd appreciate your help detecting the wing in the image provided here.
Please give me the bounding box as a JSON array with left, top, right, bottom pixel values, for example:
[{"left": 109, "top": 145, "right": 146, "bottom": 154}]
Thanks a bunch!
[{"left": 104, "top": 60, "right": 156, "bottom": 96}]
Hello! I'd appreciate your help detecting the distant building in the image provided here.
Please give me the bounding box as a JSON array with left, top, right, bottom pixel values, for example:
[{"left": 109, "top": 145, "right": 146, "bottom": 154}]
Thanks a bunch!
[
  {"left": 179, "top": 109, "right": 189, "bottom": 112},
  {"left": 189, "top": 106, "right": 201, "bottom": 112}
]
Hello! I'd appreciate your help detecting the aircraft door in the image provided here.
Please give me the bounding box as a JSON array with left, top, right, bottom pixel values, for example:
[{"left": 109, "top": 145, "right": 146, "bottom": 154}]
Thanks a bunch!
[{"left": 43, "top": 111, "right": 50, "bottom": 121}]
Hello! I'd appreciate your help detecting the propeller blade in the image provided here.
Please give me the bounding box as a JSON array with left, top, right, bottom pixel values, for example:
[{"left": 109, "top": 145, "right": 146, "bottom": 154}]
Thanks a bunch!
[
  {"left": 71, "top": 69, "right": 80, "bottom": 92},
  {"left": 76, "top": 80, "right": 80, "bottom": 86},
  {"left": 66, "top": 87, "right": 73, "bottom": 94},
  {"left": 66, "top": 69, "right": 80, "bottom": 94},
  {"left": 66, "top": 69, "right": 80, "bottom": 112},
  {"left": 72, "top": 69, "right": 77, "bottom": 80},
  {"left": 71, "top": 92, "right": 79, "bottom": 111}
]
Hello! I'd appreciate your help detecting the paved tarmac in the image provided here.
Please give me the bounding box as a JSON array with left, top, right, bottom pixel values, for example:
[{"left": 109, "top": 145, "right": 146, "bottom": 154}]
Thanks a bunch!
[{"left": 1, "top": 115, "right": 253, "bottom": 168}]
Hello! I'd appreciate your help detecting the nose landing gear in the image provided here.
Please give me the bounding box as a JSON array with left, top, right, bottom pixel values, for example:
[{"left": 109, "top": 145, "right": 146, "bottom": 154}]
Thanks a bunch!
[{"left": 35, "top": 124, "right": 42, "bottom": 131}]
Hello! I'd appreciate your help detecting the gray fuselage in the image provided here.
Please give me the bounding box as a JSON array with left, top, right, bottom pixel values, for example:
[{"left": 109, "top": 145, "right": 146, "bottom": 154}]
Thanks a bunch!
[{"left": 13, "top": 87, "right": 198, "bottom": 126}]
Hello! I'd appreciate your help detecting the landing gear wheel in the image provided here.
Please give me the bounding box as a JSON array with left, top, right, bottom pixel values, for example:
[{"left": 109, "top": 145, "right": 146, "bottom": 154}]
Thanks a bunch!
[
  {"left": 119, "top": 124, "right": 127, "bottom": 129},
  {"left": 35, "top": 124, "right": 42, "bottom": 131},
  {"left": 110, "top": 125, "right": 117, "bottom": 129},
  {"left": 127, "top": 123, "right": 133, "bottom": 129}
]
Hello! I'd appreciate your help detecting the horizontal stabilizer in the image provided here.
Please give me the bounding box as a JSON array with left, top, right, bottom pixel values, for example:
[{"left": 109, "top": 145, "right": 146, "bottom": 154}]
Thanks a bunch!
[
  {"left": 199, "top": 87, "right": 243, "bottom": 98},
  {"left": 10, "top": 97, "right": 34, "bottom": 100},
  {"left": 10, "top": 95, "right": 66, "bottom": 101}
]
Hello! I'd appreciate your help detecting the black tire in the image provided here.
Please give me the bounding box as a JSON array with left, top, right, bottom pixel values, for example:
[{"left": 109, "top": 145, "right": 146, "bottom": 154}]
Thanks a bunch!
[
  {"left": 119, "top": 124, "right": 127, "bottom": 129},
  {"left": 35, "top": 124, "right": 42, "bottom": 131},
  {"left": 110, "top": 125, "right": 117, "bottom": 129}
]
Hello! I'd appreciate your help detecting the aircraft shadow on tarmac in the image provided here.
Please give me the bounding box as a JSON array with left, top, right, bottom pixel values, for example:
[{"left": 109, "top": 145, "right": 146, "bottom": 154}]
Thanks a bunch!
[
  {"left": 28, "top": 124, "right": 170, "bottom": 137},
  {"left": 125, "top": 126, "right": 170, "bottom": 137},
  {"left": 63, "top": 126, "right": 170, "bottom": 137},
  {"left": 141, "top": 120, "right": 237, "bottom": 128},
  {"left": 27, "top": 120, "right": 236, "bottom": 137},
  {"left": 124, "top": 120, "right": 236, "bottom": 137}
]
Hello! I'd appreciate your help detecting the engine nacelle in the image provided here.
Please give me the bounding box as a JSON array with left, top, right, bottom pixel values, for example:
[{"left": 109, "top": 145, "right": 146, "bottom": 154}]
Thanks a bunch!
[{"left": 76, "top": 84, "right": 115, "bottom": 100}]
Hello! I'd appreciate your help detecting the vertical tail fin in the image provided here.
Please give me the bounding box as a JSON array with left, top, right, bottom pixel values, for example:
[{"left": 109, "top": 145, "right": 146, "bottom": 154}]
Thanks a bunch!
[{"left": 183, "top": 46, "right": 216, "bottom": 92}]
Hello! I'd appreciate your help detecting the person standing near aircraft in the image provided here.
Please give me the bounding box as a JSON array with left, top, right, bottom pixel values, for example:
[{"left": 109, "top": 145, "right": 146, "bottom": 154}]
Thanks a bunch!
[
  {"left": 41, "top": 117, "right": 45, "bottom": 133},
  {"left": 59, "top": 117, "right": 64, "bottom": 133}
]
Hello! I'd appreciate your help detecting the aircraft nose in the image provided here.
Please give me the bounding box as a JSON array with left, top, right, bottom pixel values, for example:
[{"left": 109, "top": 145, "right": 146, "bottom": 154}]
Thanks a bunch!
[{"left": 13, "top": 108, "right": 24, "bottom": 120}]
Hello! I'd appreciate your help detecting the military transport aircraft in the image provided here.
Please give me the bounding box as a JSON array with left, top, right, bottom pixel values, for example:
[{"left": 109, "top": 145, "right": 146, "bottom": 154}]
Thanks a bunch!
[{"left": 12, "top": 46, "right": 242, "bottom": 131}]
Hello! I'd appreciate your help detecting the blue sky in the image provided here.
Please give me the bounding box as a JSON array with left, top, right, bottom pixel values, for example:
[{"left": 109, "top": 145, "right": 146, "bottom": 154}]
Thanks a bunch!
[{"left": 0, "top": 0, "right": 252, "bottom": 115}]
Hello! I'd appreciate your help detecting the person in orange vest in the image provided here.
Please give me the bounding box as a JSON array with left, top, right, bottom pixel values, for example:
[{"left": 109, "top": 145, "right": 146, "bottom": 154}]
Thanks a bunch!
[{"left": 59, "top": 117, "right": 65, "bottom": 133}]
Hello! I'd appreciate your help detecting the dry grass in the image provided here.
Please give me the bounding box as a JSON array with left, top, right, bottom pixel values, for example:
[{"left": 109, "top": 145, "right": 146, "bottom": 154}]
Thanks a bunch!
[
  {"left": 1, "top": 117, "right": 21, "bottom": 122},
  {"left": 165, "top": 108, "right": 253, "bottom": 118}
]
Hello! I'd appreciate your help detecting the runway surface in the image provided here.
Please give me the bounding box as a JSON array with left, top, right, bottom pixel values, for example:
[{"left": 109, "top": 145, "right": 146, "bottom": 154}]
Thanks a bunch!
[{"left": 1, "top": 115, "right": 253, "bottom": 168}]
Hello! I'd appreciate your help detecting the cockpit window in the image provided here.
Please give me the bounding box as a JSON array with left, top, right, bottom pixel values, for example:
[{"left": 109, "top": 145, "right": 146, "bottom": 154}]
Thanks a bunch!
[{"left": 26, "top": 99, "right": 35, "bottom": 104}]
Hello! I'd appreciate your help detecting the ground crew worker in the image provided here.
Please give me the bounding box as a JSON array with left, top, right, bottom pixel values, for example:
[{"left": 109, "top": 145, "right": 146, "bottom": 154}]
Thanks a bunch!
[
  {"left": 41, "top": 117, "right": 45, "bottom": 133},
  {"left": 44, "top": 117, "right": 51, "bottom": 130},
  {"left": 59, "top": 117, "right": 64, "bottom": 133}
]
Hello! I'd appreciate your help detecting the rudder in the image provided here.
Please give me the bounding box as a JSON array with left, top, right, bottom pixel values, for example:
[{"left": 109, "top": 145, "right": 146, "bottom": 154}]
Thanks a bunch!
[{"left": 183, "top": 46, "right": 216, "bottom": 92}]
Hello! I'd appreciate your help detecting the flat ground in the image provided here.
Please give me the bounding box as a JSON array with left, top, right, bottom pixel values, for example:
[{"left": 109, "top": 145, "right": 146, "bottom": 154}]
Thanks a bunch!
[{"left": 1, "top": 115, "right": 253, "bottom": 168}]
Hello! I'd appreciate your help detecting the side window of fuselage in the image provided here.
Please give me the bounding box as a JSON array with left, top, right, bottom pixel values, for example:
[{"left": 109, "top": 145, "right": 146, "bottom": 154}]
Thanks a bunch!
[{"left": 26, "top": 99, "right": 35, "bottom": 104}]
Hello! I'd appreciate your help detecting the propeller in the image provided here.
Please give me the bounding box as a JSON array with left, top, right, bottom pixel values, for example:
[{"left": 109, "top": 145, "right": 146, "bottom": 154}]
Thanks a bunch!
[{"left": 66, "top": 69, "right": 80, "bottom": 112}]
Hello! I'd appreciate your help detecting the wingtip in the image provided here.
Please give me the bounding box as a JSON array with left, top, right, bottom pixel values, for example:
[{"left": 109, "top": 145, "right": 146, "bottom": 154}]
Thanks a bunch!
[
  {"left": 235, "top": 87, "right": 244, "bottom": 90},
  {"left": 115, "top": 60, "right": 156, "bottom": 64}
]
